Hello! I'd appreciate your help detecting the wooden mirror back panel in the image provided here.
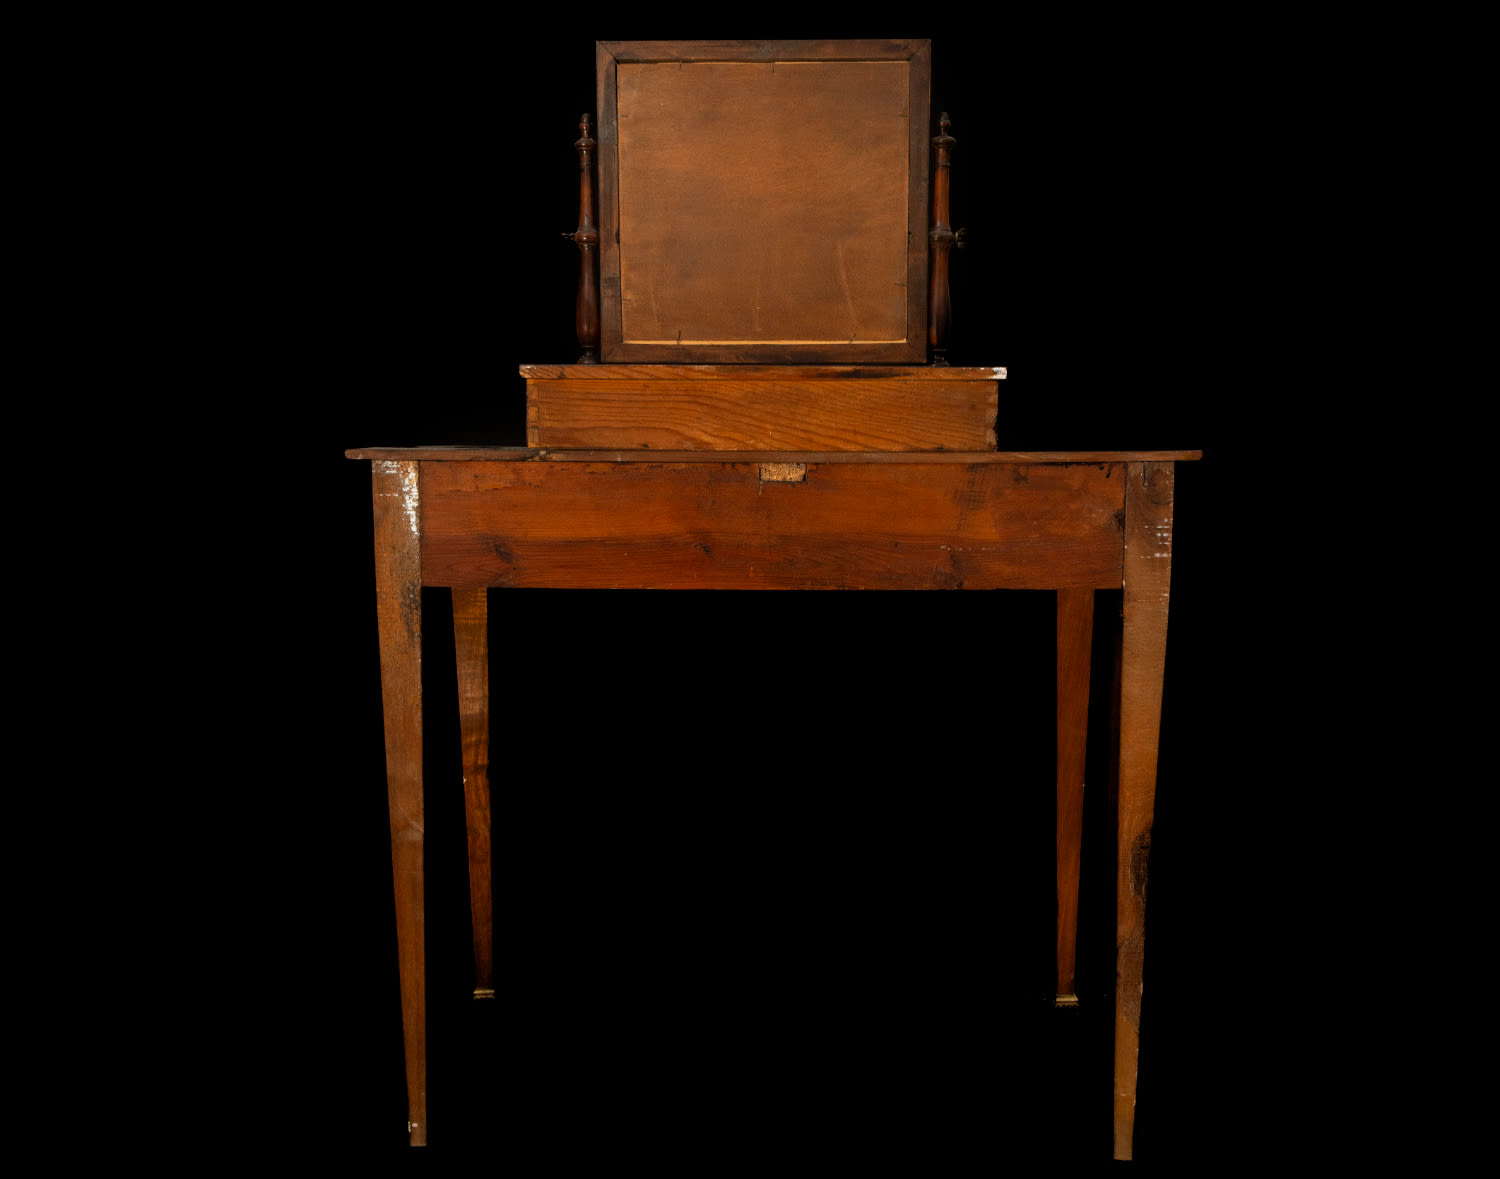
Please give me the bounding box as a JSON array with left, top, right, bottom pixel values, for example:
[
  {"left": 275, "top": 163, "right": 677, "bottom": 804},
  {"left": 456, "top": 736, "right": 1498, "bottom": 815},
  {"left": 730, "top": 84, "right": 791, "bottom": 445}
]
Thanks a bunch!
[{"left": 596, "top": 40, "right": 932, "bottom": 364}]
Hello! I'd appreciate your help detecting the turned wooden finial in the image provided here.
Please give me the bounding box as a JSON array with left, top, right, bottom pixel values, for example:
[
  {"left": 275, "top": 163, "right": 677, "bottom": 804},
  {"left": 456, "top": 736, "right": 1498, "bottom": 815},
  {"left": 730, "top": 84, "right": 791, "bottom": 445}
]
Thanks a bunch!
[
  {"left": 928, "top": 112, "right": 957, "bottom": 365},
  {"left": 569, "top": 113, "right": 600, "bottom": 364}
]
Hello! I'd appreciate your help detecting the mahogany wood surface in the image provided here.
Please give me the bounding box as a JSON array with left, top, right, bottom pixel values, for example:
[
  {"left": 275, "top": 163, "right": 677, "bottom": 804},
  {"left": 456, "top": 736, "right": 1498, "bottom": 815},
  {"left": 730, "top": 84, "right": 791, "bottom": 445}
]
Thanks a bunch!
[
  {"left": 1055, "top": 587, "right": 1094, "bottom": 1003},
  {"left": 369, "top": 459, "right": 427, "bottom": 1147},
  {"left": 596, "top": 41, "right": 930, "bottom": 363},
  {"left": 415, "top": 459, "right": 1127, "bottom": 591},
  {"left": 524, "top": 371, "right": 999, "bottom": 450},
  {"left": 348, "top": 446, "right": 1195, "bottom": 464},
  {"left": 1114, "top": 461, "right": 1175, "bottom": 1160}
]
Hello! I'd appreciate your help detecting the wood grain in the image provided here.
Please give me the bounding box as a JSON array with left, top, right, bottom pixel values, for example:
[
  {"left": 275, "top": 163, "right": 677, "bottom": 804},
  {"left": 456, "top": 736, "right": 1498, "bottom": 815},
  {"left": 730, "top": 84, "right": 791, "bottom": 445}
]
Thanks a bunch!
[
  {"left": 370, "top": 459, "right": 427, "bottom": 1147},
  {"left": 525, "top": 375, "right": 997, "bottom": 450},
  {"left": 417, "top": 459, "right": 1126, "bottom": 591},
  {"left": 347, "top": 447, "right": 1194, "bottom": 465},
  {"left": 1113, "top": 461, "right": 1175, "bottom": 1160}
]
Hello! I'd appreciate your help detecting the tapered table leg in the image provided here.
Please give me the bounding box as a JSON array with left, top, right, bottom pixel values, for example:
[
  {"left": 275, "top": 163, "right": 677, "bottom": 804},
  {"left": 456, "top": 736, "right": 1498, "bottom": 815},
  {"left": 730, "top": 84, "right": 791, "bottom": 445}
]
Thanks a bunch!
[
  {"left": 452, "top": 587, "right": 493, "bottom": 1000},
  {"left": 1113, "top": 461, "right": 1174, "bottom": 1160},
  {"left": 371, "top": 460, "right": 427, "bottom": 1147},
  {"left": 1056, "top": 588, "right": 1093, "bottom": 1005}
]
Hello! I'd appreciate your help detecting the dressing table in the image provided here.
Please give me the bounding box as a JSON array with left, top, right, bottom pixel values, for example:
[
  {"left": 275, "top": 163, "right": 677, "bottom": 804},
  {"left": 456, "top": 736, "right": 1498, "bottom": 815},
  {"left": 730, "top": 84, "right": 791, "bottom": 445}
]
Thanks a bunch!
[{"left": 349, "top": 39, "right": 1197, "bottom": 1158}]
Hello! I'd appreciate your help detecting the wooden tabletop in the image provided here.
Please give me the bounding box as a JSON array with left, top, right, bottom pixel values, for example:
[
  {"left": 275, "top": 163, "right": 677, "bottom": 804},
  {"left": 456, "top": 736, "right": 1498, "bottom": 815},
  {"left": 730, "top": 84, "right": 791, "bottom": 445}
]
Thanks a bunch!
[{"left": 346, "top": 447, "right": 1203, "bottom": 463}]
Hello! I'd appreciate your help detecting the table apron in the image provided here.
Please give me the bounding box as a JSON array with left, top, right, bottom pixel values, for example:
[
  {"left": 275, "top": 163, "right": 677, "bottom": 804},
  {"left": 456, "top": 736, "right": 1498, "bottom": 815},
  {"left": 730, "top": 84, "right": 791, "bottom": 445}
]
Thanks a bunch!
[{"left": 415, "top": 460, "right": 1128, "bottom": 590}]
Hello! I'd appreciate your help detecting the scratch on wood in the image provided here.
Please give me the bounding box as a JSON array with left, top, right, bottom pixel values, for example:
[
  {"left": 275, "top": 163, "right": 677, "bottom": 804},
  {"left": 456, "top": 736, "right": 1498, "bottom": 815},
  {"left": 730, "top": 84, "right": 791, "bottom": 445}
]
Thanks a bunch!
[
  {"left": 375, "top": 460, "right": 421, "bottom": 537},
  {"left": 400, "top": 465, "right": 420, "bottom": 536},
  {"left": 834, "top": 239, "right": 860, "bottom": 334},
  {"left": 392, "top": 802, "right": 425, "bottom": 838}
]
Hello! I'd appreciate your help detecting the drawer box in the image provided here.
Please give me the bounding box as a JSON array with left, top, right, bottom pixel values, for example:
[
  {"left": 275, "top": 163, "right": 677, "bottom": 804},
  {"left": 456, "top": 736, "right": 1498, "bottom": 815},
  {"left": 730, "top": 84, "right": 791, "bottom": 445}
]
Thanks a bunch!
[{"left": 522, "top": 364, "right": 1003, "bottom": 451}]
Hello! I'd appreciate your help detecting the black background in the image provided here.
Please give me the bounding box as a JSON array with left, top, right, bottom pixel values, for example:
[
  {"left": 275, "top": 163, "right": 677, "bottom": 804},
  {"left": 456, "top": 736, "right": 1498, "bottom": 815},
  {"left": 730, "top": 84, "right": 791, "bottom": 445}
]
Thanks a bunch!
[{"left": 219, "top": 20, "right": 1296, "bottom": 1169}]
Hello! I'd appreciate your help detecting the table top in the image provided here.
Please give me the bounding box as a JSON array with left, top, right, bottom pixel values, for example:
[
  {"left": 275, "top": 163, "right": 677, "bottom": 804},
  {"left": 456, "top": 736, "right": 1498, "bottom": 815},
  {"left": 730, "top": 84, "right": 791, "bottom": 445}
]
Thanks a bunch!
[
  {"left": 346, "top": 447, "right": 1203, "bottom": 464},
  {"left": 518, "top": 365, "right": 1009, "bottom": 380}
]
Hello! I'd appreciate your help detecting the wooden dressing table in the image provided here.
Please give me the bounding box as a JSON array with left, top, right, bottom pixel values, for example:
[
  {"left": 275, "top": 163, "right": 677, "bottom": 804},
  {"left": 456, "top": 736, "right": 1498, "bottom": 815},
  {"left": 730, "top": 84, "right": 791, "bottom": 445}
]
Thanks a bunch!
[{"left": 349, "top": 40, "right": 1198, "bottom": 1159}]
